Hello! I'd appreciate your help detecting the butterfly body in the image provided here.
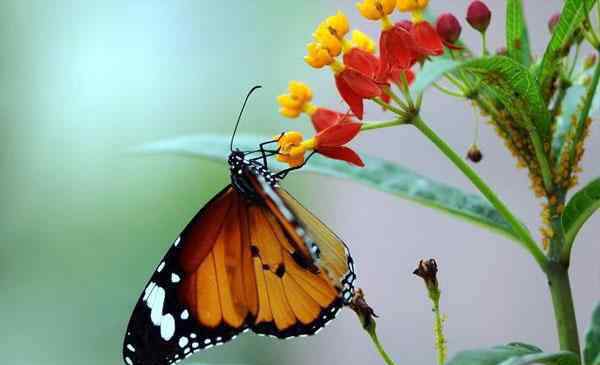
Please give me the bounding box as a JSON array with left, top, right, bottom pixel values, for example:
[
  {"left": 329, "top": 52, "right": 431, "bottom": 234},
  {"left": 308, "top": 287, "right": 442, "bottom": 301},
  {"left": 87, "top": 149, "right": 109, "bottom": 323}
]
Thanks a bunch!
[{"left": 123, "top": 149, "right": 356, "bottom": 365}]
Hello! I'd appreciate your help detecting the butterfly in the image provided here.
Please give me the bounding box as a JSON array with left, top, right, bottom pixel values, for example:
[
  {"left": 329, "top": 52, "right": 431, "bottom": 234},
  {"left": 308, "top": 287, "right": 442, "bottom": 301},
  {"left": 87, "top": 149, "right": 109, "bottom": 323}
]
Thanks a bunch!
[{"left": 122, "top": 86, "right": 357, "bottom": 365}]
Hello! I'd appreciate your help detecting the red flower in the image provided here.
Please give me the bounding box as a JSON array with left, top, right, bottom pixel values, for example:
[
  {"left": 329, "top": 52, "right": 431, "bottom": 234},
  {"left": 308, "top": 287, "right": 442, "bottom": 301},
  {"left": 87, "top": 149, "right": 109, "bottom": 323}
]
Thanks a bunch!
[
  {"left": 397, "top": 20, "right": 444, "bottom": 61},
  {"left": 378, "top": 25, "right": 416, "bottom": 81},
  {"left": 311, "top": 107, "right": 355, "bottom": 132},
  {"left": 315, "top": 122, "right": 364, "bottom": 166},
  {"left": 334, "top": 49, "right": 383, "bottom": 120}
]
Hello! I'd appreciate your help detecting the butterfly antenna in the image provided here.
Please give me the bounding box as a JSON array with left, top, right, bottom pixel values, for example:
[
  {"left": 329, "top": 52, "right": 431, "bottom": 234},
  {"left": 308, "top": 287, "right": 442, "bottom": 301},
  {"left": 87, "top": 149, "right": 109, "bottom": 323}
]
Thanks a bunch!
[{"left": 230, "top": 85, "right": 262, "bottom": 151}]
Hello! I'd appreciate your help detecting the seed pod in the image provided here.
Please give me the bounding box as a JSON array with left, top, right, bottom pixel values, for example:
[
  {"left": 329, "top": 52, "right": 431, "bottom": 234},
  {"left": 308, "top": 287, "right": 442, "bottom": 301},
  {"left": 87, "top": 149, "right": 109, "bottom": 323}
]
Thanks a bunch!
[{"left": 467, "top": 145, "right": 483, "bottom": 163}]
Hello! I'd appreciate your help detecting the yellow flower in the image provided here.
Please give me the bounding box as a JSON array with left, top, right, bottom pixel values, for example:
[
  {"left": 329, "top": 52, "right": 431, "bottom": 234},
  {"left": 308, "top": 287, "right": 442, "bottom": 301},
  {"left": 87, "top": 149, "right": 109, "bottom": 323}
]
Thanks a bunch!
[
  {"left": 276, "top": 131, "right": 316, "bottom": 167},
  {"left": 305, "top": 41, "right": 334, "bottom": 68},
  {"left": 277, "top": 81, "right": 313, "bottom": 118},
  {"left": 314, "top": 23, "right": 343, "bottom": 57},
  {"left": 349, "top": 30, "right": 376, "bottom": 53},
  {"left": 356, "top": 0, "right": 396, "bottom": 20},
  {"left": 397, "top": 0, "right": 429, "bottom": 12},
  {"left": 323, "top": 11, "right": 349, "bottom": 38}
]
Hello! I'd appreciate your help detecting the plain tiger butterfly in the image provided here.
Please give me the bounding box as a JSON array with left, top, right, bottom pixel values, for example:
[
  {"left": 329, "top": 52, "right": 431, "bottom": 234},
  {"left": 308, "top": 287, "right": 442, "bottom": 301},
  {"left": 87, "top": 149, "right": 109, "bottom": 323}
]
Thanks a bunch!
[{"left": 122, "top": 86, "right": 357, "bottom": 365}]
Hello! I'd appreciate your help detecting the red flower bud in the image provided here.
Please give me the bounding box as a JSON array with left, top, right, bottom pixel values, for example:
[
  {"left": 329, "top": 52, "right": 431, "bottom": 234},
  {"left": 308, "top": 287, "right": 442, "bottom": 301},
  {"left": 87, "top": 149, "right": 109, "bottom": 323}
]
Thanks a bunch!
[
  {"left": 466, "top": 1, "right": 491, "bottom": 33},
  {"left": 436, "top": 13, "right": 462, "bottom": 44},
  {"left": 548, "top": 13, "right": 560, "bottom": 33}
]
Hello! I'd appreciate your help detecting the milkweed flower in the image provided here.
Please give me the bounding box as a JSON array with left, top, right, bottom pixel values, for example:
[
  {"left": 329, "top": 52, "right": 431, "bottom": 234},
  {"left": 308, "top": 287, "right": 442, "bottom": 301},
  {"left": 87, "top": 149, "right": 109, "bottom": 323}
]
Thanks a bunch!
[
  {"left": 397, "top": 1, "right": 444, "bottom": 59},
  {"left": 276, "top": 123, "right": 364, "bottom": 167},
  {"left": 277, "top": 81, "right": 314, "bottom": 118},
  {"left": 277, "top": 81, "right": 358, "bottom": 131},
  {"left": 305, "top": 12, "right": 383, "bottom": 119}
]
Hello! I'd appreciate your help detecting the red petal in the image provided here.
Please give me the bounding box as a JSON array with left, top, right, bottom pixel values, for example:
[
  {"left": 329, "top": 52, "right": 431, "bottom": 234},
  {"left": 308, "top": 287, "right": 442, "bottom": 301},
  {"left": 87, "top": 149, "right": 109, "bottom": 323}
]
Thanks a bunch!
[
  {"left": 341, "top": 68, "right": 382, "bottom": 98},
  {"left": 379, "top": 27, "right": 415, "bottom": 80},
  {"left": 343, "top": 48, "right": 380, "bottom": 78},
  {"left": 389, "top": 67, "right": 415, "bottom": 85},
  {"left": 443, "top": 40, "right": 464, "bottom": 50},
  {"left": 335, "top": 74, "right": 364, "bottom": 119},
  {"left": 317, "top": 122, "right": 362, "bottom": 147},
  {"left": 311, "top": 108, "right": 352, "bottom": 132},
  {"left": 317, "top": 146, "right": 365, "bottom": 167},
  {"left": 412, "top": 21, "right": 444, "bottom": 56}
]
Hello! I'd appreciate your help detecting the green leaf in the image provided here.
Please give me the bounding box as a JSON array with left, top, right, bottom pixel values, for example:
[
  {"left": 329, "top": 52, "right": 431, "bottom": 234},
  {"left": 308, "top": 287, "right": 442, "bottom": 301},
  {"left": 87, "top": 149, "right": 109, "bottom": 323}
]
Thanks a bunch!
[
  {"left": 584, "top": 302, "right": 600, "bottom": 365},
  {"left": 562, "top": 178, "right": 600, "bottom": 246},
  {"left": 536, "top": 0, "right": 596, "bottom": 97},
  {"left": 446, "top": 343, "right": 542, "bottom": 365},
  {"left": 136, "top": 134, "right": 519, "bottom": 241},
  {"left": 506, "top": 0, "right": 532, "bottom": 66},
  {"left": 461, "top": 56, "right": 551, "bottom": 140},
  {"left": 499, "top": 351, "right": 578, "bottom": 365},
  {"left": 410, "top": 58, "right": 462, "bottom": 95}
]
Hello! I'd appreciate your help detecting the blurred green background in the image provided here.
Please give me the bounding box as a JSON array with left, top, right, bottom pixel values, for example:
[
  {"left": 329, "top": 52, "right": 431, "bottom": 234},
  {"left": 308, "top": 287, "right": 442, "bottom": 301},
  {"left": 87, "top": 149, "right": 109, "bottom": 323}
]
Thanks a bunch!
[{"left": 1, "top": 1, "right": 598, "bottom": 365}]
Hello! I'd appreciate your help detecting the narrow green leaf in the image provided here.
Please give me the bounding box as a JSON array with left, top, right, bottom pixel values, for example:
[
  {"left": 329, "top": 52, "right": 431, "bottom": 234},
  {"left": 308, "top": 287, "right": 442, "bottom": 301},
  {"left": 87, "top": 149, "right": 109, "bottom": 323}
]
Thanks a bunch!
[
  {"left": 410, "top": 58, "right": 462, "bottom": 95},
  {"left": 584, "top": 302, "right": 600, "bottom": 365},
  {"left": 499, "top": 351, "right": 578, "bottom": 365},
  {"left": 562, "top": 178, "right": 600, "bottom": 247},
  {"left": 536, "top": 0, "right": 596, "bottom": 97},
  {"left": 136, "top": 134, "right": 519, "bottom": 241},
  {"left": 446, "top": 343, "right": 542, "bottom": 365},
  {"left": 506, "top": 0, "right": 532, "bottom": 66},
  {"left": 462, "top": 56, "right": 551, "bottom": 140}
]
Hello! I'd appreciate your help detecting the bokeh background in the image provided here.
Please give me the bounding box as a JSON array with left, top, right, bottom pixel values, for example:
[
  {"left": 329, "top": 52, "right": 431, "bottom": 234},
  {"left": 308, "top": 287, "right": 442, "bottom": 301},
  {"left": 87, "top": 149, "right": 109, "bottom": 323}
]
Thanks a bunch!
[{"left": 1, "top": 1, "right": 599, "bottom": 365}]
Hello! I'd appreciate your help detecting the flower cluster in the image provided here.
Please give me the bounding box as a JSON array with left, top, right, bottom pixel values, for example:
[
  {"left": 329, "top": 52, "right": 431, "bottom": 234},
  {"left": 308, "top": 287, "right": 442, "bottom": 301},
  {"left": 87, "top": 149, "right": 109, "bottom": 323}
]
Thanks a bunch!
[{"left": 276, "top": 0, "right": 465, "bottom": 168}]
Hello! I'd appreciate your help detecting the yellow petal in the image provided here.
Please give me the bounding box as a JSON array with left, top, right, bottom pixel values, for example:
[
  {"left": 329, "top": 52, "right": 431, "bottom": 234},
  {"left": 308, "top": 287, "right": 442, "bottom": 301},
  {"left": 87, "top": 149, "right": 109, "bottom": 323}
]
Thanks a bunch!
[
  {"left": 356, "top": 0, "right": 382, "bottom": 20},
  {"left": 279, "top": 107, "right": 301, "bottom": 118},
  {"left": 277, "top": 94, "right": 302, "bottom": 109},
  {"left": 313, "top": 25, "right": 342, "bottom": 56},
  {"left": 397, "top": 0, "right": 429, "bottom": 12},
  {"left": 350, "top": 30, "right": 375, "bottom": 53},
  {"left": 288, "top": 81, "right": 312, "bottom": 102},
  {"left": 325, "top": 11, "right": 350, "bottom": 38},
  {"left": 305, "top": 42, "right": 333, "bottom": 68}
]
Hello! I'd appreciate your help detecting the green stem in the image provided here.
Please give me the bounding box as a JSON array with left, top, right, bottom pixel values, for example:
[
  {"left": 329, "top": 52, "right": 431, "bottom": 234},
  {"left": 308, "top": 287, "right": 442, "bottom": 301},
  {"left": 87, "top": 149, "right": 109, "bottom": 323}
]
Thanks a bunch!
[
  {"left": 412, "top": 117, "right": 548, "bottom": 272},
  {"left": 529, "top": 129, "right": 554, "bottom": 192},
  {"left": 431, "top": 289, "right": 447, "bottom": 365},
  {"left": 433, "top": 82, "right": 466, "bottom": 98},
  {"left": 367, "top": 328, "right": 398, "bottom": 365},
  {"left": 372, "top": 98, "right": 409, "bottom": 117},
  {"left": 482, "top": 32, "right": 490, "bottom": 56},
  {"left": 546, "top": 261, "right": 581, "bottom": 358},
  {"left": 361, "top": 118, "right": 406, "bottom": 131}
]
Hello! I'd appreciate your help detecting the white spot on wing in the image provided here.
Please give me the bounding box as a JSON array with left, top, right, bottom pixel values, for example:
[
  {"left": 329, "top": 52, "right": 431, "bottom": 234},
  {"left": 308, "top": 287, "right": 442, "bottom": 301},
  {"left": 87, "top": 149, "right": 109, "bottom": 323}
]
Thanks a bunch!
[
  {"left": 173, "top": 237, "right": 181, "bottom": 247},
  {"left": 180, "top": 310, "right": 189, "bottom": 320},
  {"left": 178, "top": 337, "right": 189, "bottom": 348},
  {"left": 171, "top": 273, "right": 181, "bottom": 283},
  {"left": 125, "top": 356, "right": 133, "bottom": 365},
  {"left": 157, "top": 262, "right": 165, "bottom": 272},
  {"left": 126, "top": 344, "right": 135, "bottom": 352}
]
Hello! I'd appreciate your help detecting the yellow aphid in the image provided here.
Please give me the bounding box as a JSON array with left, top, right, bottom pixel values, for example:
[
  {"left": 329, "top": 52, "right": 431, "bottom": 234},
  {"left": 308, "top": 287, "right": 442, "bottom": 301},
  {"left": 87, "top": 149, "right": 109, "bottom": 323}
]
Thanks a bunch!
[
  {"left": 356, "top": 0, "right": 396, "bottom": 20},
  {"left": 350, "top": 30, "right": 376, "bottom": 53},
  {"left": 305, "top": 42, "right": 334, "bottom": 68},
  {"left": 397, "top": 0, "right": 429, "bottom": 12}
]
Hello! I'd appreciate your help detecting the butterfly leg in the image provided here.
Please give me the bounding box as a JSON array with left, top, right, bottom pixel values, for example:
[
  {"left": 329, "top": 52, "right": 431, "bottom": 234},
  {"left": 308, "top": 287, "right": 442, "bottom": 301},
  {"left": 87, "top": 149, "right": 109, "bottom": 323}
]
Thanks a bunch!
[{"left": 273, "top": 151, "right": 316, "bottom": 179}]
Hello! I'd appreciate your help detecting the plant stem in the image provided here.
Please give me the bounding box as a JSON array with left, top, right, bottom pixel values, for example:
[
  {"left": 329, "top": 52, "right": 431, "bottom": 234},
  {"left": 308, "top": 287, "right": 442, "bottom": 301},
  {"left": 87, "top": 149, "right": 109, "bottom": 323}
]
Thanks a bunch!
[
  {"left": 412, "top": 117, "right": 548, "bottom": 272},
  {"left": 431, "top": 290, "right": 447, "bottom": 365},
  {"left": 372, "top": 98, "right": 409, "bottom": 117},
  {"left": 529, "top": 129, "right": 554, "bottom": 192},
  {"left": 361, "top": 118, "right": 407, "bottom": 131},
  {"left": 546, "top": 261, "right": 581, "bottom": 358},
  {"left": 367, "top": 328, "right": 398, "bottom": 365}
]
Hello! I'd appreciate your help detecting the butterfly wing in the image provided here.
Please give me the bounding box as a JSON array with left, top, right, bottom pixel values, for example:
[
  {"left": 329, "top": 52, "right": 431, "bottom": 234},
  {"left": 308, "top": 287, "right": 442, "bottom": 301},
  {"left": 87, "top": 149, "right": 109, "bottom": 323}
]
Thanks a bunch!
[
  {"left": 123, "top": 186, "right": 244, "bottom": 365},
  {"left": 123, "top": 171, "right": 357, "bottom": 365}
]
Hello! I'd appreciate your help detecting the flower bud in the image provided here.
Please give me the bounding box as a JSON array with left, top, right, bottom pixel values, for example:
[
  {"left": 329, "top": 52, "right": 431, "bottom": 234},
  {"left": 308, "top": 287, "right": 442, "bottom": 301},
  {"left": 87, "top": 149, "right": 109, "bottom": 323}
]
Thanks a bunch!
[
  {"left": 413, "top": 259, "right": 439, "bottom": 292},
  {"left": 436, "top": 13, "right": 462, "bottom": 44},
  {"left": 548, "top": 12, "right": 560, "bottom": 33},
  {"left": 466, "top": 145, "right": 483, "bottom": 163},
  {"left": 466, "top": 1, "right": 491, "bottom": 33}
]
